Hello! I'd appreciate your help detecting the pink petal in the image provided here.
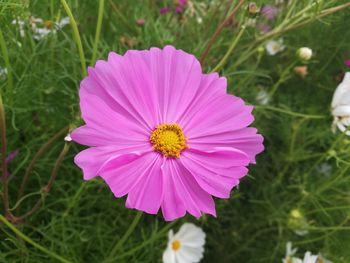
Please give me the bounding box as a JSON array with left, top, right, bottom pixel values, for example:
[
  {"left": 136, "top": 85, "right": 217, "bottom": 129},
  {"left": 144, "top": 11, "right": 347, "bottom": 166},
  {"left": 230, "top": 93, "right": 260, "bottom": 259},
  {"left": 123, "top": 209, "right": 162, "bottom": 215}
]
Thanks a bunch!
[
  {"left": 78, "top": 92, "right": 149, "bottom": 143},
  {"left": 161, "top": 161, "right": 187, "bottom": 221},
  {"left": 181, "top": 148, "right": 249, "bottom": 198},
  {"left": 188, "top": 127, "right": 264, "bottom": 163},
  {"left": 74, "top": 145, "right": 150, "bottom": 180},
  {"left": 164, "top": 159, "right": 216, "bottom": 219},
  {"left": 177, "top": 72, "right": 227, "bottom": 126},
  {"left": 84, "top": 56, "right": 152, "bottom": 130},
  {"left": 147, "top": 45, "right": 203, "bottom": 123},
  {"left": 125, "top": 153, "right": 164, "bottom": 214},
  {"left": 183, "top": 95, "right": 254, "bottom": 137},
  {"left": 100, "top": 152, "right": 159, "bottom": 198}
]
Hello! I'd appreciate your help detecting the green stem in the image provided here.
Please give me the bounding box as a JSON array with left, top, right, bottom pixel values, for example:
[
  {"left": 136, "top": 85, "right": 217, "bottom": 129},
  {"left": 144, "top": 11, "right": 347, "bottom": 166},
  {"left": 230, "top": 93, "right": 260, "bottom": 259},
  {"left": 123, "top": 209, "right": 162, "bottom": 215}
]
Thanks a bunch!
[
  {"left": 0, "top": 214, "right": 72, "bottom": 263},
  {"left": 106, "top": 211, "right": 143, "bottom": 260},
  {"left": 0, "top": 29, "right": 14, "bottom": 99},
  {"left": 60, "top": 0, "right": 87, "bottom": 77},
  {"left": 0, "top": 93, "right": 10, "bottom": 216},
  {"left": 91, "top": 0, "right": 105, "bottom": 66},
  {"left": 115, "top": 220, "right": 177, "bottom": 260},
  {"left": 211, "top": 25, "right": 246, "bottom": 73},
  {"left": 16, "top": 126, "right": 69, "bottom": 207},
  {"left": 269, "top": 61, "right": 297, "bottom": 97},
  {"left": 254, "top": 105, "right": 327, "bottom": 119}
]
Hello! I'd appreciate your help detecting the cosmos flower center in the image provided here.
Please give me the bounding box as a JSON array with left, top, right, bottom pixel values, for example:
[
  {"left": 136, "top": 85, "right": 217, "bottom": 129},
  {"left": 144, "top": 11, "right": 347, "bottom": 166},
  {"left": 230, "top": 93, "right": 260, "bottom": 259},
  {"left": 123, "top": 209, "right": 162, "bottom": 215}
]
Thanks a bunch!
[
  {"left": 43, "top": 20, "right": 54, "bottom": 29},
  {"left": 150, "top": 124, "right": 187, "bottom": 158},
  {"left": 171, "top": 240, "right": 181, "bottom": 251}
]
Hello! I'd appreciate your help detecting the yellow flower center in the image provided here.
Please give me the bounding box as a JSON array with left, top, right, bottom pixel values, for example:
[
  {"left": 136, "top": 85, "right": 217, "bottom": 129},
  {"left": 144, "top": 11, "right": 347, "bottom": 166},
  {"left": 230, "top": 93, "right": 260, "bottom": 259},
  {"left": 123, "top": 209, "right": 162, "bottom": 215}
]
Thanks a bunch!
[
  {"left": 150, "top": 124, "right": 187, "bottom": 158},
  {"left": 171, "top": 240, "right": 181, "bottom": 251},
  {"left": 43, "top": 20, "right": 53, "bottom": 29}
]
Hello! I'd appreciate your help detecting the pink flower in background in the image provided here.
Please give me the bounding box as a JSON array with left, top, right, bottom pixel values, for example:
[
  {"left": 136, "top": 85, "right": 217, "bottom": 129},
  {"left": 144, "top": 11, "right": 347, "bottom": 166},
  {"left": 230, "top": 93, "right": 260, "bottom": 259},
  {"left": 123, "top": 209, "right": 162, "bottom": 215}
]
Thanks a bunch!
[
  {"left": 256, "top": 23, "right": 271, "bottom": 33},
  {"left": 175, "top": 0, "right": 187, "bottom": 13},
  {"left": 160, "top": 0, "right": 187, "bottom": 15},
  {"left": 261, "top": 5, "right": 279, "bottom": 20},
  {"left": 160, "top": 7, "right": 171, "bottom": 15},
  {"left": 71, "top": 45, "right": 264, "bottom": 221},
  {"left": 344, "top": 60, "right": 350, "bottom": 68},
  {"left": 136, "top": 18, "right": 145, "bottom": 26}
]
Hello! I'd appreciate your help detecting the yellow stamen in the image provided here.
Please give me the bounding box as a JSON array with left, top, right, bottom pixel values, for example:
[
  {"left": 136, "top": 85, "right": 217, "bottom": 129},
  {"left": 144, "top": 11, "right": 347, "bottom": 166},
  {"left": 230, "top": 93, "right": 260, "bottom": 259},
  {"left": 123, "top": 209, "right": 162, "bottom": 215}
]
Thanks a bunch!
[
  {"left": 150, "top": 124, "right": 187, "bottom": 158},
  {"left": 171, "top": 240, "right": 181, "bottom": 251}
]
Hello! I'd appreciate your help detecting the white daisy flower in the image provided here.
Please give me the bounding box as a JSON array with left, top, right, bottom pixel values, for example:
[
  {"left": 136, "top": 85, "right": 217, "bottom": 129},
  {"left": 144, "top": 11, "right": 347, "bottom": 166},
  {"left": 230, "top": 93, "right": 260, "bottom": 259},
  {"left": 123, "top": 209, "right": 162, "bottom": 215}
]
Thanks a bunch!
[
  {"left": 282, "top": 243, "right": 332, "bottom": 263},
  {"left": 266, "top": 39, "right": 285, "bottom": 56},
  {"left": 163, "top": 223, "right": 205, "bottom": 263},
  {"left": 331, "top": 72, "right": 350, "bottom": 135},
  {"left": 297, "top": 47, "right": 313, "bottom": 61}
]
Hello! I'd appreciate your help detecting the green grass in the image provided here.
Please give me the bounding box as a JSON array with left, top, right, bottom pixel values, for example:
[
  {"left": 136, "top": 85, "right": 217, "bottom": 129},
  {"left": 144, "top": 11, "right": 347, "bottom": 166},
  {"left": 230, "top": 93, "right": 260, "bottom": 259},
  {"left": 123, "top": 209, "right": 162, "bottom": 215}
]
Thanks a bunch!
[{"left": 1, "top": 0, "right": 350, "bottom": 262}]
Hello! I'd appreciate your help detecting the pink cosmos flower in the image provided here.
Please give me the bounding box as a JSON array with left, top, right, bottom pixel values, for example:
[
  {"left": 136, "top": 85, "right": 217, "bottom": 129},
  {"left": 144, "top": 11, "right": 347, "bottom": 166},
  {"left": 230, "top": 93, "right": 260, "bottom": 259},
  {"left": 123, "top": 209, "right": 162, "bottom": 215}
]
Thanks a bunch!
[{"left": 71, "top": 45, "right": 264, "bottom": 221}]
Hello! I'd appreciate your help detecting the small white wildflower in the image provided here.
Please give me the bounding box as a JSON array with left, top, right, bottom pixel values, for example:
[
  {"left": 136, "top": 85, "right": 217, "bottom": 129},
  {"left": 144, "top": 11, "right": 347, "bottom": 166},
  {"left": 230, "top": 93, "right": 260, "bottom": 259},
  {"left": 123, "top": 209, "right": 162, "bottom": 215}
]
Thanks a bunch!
[
  {"left": 64, "top": 134, "right": 72, "bottom": 142},
  {"left": 196, "top": 16, "right": 203, "bottom": 24},
  {"left": 33, "top": 27, "right": 52, "bottom": 40},
  {"left": 316, "top": 163, "right": 332, "bottom": 177},
  {"left": 12, "top": 18, "right": 26, "bottom": 37},
  {"left": 246, "top": 18, "right": 257, "bottom": 27},
  {"left": 331, "top": 72, "right": 350, "bottom": 135},
  {"left": 163, "top": 223, "right": 205, "bottom": 263},
  {"left": 297, "top": 47, "right": 313, "bottom": 61},
  {"left": 0, "top": 67, "right": 7, "bottom": 80},
  {"left": 256, "top": 89, "right": 270, "bottom": 105},
  {"left": 282, "top": 242, "right": 332, "bottom": 263},
  {"left": 266, "top": 38, "right": 285, "bottom": 55}
]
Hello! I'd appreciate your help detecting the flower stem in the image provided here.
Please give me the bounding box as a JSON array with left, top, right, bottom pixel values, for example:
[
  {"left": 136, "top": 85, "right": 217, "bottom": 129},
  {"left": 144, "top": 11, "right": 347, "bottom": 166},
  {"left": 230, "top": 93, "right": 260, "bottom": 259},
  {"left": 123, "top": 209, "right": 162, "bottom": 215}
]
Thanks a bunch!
[
  {"left": 106, "top": 211, "right": 143, "bottom": 261},
  {"left": 0, "top": 94, "right": 10, "bottom": 217},
  {"left": 16, "top": 126, "right": 69, "bottom": 209},
  {"left": 115, "top": 220, "right": 177, "bottom": 260},
  {"left": 19, "top": 143, "right": 70, "bottom": 220},
  {"left": 60, "top": 0, "right": 87, "bottom": 77},
  {"left": 200, "top": 0, "right": 245, "bottom": 65},
  {"left": 0, "top": 214, "right": 72, "bottom": 263},
  {"left": 0, "top": 29, "right": 14, "bottom": 99},
  {"left": 254, "top": 105, "right": 327, "bottom": 119},
  {"left": 91, "top": 0, "right": 105, "bottom": 66},
  {"left": 211, "top": 24, "right": 246, "bottom": 73}
]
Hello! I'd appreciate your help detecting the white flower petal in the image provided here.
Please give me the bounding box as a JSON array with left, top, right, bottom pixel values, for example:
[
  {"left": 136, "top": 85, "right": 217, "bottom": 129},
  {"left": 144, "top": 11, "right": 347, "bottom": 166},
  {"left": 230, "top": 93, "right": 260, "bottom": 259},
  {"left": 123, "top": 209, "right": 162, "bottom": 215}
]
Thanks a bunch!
[
  {"left": 173, "top": 223, "right": 205, "bottom": 247},
  {"left": 179, "top": 246, "right": 204, "bottom": 262},
  {"left": 331, "top": 72, "right": 350, "bottom": 108},
  {"left": 175, "top": 252, "right": 193, "bottom": 263},
  {"left": 57, "top": 17, "right": 70, "bottom": 28},
  {"left": 332, "top": 105, "right": 350, "bottom": 117},
  {"left": 302, "top": 251, "right": 318, "bottom": 263},
  {"left": 164, "top": 223, "right": 205, "bottom": 263},
  {"left": 163, "top": 247, "right": 176, "bottom": 263}
]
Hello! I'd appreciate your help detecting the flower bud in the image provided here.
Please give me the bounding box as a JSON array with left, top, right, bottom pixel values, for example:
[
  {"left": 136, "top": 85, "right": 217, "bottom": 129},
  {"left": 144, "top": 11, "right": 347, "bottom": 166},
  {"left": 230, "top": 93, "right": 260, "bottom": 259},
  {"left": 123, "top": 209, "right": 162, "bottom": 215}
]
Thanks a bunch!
[
  {"left": 297, "top": 47, "right": 312, "bottom": 61},
  {"left": 248, "top": 2, "right": 259, "bottom": 14}
]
